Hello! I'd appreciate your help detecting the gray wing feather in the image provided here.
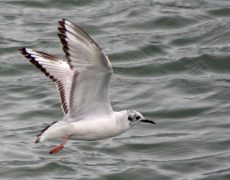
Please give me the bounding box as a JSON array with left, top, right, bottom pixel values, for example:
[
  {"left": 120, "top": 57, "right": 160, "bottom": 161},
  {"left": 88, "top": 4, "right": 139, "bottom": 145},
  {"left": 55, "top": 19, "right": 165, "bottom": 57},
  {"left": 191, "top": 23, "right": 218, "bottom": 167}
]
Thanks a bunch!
[{"left": 58, "top": 19, "right": 113, "bottom": 120}]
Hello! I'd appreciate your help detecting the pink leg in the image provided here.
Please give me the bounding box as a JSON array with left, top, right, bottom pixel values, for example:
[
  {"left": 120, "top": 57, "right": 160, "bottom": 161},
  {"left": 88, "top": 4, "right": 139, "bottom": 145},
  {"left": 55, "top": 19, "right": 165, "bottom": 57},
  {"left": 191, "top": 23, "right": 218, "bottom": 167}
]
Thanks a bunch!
[{"left": 49, "top": 136, "right": 69, "bottom": 154}]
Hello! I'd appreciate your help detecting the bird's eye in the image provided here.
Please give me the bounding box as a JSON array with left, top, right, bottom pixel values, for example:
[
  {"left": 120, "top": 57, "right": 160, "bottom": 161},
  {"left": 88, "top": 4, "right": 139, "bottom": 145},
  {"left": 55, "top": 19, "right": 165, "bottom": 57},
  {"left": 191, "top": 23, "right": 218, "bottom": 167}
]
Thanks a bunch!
[
  {"left": 136, "top": 116, "right": 141, "bottom": 120},
  {"left": 128, "top": 116, "right": 133, "bottom": 121}
]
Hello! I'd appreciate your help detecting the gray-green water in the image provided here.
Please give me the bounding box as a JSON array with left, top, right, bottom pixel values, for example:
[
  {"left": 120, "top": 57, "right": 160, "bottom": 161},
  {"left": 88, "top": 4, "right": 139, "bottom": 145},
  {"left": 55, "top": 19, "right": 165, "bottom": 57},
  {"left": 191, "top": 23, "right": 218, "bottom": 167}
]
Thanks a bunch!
[{"left": 1, "top": 0, "right": 230, "bottom": 179}]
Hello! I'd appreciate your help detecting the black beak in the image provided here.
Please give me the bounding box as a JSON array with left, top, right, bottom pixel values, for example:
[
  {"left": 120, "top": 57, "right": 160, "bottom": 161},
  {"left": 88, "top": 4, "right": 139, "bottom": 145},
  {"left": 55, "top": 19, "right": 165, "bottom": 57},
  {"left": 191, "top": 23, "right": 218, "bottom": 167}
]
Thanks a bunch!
[{"left": 140, "top": 119, "right": 156, "bottom": 124}]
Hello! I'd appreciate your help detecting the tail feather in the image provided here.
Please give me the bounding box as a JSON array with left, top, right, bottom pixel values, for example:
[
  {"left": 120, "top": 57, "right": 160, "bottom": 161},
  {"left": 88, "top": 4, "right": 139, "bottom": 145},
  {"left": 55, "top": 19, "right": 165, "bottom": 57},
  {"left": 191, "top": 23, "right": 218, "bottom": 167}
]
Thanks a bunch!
[{"left": 34, "top": 121, "right": 57, "bottom": 143}]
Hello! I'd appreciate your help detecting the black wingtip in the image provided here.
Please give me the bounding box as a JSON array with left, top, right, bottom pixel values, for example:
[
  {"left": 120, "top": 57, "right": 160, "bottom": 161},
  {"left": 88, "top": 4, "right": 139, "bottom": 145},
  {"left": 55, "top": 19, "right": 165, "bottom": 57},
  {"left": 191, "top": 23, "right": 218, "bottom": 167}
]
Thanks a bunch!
[
  {"left": 19, "top": 47, "right": 26, "bottom": 54},
  {"left": 19, "top": 47, "right": 32, "bottom": 59},
  {"left": 58, "top": 27, "right": 65, "bottom": 33},
  {"left": 58, "top": 19, "right": 66, "bottom": 27},
  {"left": 34, "top": 137, "right": 40, "bottom": 144}
]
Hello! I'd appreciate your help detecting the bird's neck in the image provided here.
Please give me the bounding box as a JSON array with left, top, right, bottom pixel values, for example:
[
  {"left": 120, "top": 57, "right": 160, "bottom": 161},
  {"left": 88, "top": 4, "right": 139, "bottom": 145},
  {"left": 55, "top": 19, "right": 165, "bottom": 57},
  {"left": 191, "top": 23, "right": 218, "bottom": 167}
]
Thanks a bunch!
[{"left": 113, "top": 110, "right": 130, "bottom": 131}]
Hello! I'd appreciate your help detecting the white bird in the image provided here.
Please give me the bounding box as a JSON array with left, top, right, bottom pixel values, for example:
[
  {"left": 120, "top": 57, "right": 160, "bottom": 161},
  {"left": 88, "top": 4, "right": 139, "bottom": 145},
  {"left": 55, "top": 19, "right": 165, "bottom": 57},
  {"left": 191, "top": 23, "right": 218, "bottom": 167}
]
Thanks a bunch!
[{"left": 19, "top": 19, "right": 155, "bottom": 154}]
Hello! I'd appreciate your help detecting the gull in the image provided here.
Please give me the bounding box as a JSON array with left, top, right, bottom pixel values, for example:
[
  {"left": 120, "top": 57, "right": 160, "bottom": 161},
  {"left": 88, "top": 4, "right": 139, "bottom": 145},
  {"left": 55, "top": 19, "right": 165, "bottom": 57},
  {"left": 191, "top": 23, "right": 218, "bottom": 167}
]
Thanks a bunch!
[{"left": 19, "top": 19, "right": 155, "bottom": 154}]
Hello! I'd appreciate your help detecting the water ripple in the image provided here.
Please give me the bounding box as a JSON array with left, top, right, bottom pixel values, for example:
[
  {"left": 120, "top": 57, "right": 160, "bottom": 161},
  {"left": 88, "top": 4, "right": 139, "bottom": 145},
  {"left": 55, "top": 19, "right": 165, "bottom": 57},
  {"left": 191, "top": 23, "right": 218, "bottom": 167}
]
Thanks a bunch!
[{"left": 1, "top": 0, "right": 230, "bottom": 179}]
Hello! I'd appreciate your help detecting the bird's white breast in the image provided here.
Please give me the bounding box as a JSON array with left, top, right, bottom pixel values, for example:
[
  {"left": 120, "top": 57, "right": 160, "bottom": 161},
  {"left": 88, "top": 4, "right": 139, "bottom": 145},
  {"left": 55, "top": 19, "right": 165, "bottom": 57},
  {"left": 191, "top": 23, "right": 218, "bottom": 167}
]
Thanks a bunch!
[{"left": 70, "top": 113, "right": 130, "bottom": 140}]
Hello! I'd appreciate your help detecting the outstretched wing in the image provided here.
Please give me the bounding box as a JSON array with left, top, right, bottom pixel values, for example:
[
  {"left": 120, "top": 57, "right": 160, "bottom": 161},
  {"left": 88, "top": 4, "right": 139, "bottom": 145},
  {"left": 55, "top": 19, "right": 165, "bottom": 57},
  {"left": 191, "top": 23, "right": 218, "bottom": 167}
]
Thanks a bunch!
[
  {"left": 19, "top": 48, "right": 73, "bottom": 114},
  {"left": 58, "top": 19, "right": 113, "bottom": 120},
  {"left": 19, "top": 19, "right": 113, "bottom": 120}
]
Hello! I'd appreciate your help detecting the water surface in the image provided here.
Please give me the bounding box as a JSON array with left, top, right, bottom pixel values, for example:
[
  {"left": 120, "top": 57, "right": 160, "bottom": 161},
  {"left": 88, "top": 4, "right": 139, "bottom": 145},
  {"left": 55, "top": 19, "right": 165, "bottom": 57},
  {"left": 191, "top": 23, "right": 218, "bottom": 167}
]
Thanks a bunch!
[{"left": 1, "top": 0, "right": 230, "bottom": 179}]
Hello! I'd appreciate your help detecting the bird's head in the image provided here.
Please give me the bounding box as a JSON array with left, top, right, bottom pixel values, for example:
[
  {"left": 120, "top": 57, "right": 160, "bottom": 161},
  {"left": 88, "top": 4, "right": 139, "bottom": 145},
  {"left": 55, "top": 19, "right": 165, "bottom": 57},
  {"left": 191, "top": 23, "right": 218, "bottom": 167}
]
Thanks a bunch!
[{"left": 127, "top": 110, "right": 156, "bottom": 126}]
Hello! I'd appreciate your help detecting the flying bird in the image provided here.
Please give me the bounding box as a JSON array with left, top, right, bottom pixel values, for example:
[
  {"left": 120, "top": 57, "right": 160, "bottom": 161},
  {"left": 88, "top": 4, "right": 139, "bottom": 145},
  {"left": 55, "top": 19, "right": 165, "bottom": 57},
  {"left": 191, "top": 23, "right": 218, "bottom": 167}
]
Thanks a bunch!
[{"left": 19, "top": 19, "right": 155, "bottom": 154}]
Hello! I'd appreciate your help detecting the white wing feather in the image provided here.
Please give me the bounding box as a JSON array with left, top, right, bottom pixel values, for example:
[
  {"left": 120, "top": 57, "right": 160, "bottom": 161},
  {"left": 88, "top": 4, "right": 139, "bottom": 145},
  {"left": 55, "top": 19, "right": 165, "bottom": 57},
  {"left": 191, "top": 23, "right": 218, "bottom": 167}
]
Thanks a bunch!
[
  {"left": 19, "top": 48, "right": 73, "bottom": 114},
  {"left": 58, "top": 19, "right": 113, "bottom": 119},
  {"left": 20, "top": 19, "right": 113, "bottom": 121}
]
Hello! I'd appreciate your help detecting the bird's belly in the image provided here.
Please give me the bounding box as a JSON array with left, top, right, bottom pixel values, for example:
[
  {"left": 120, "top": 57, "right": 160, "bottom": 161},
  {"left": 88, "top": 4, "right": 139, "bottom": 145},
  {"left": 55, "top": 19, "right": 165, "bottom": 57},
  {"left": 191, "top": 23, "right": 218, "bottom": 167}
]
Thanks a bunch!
[
  {"left": 70, "top": 132, "right": 117, "bottom": 141},
  {"left": 70, "top": 120, "right": 126, "bottom": 141}
]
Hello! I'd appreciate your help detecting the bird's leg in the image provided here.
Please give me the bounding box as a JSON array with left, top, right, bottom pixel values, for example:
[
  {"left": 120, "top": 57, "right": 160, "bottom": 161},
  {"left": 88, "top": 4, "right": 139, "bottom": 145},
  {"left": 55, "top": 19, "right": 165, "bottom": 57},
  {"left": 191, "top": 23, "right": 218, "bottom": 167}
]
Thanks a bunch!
[{"left": 49, "top": 135, "right": 69, "bottom": 154}]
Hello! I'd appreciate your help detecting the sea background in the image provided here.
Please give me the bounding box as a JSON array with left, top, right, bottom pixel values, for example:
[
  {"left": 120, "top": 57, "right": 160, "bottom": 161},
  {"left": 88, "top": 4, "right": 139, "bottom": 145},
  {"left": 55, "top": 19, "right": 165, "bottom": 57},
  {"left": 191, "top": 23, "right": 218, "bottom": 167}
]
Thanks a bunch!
[{"left": 1, "top": 0, "right": 230, "bottom": 179}]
